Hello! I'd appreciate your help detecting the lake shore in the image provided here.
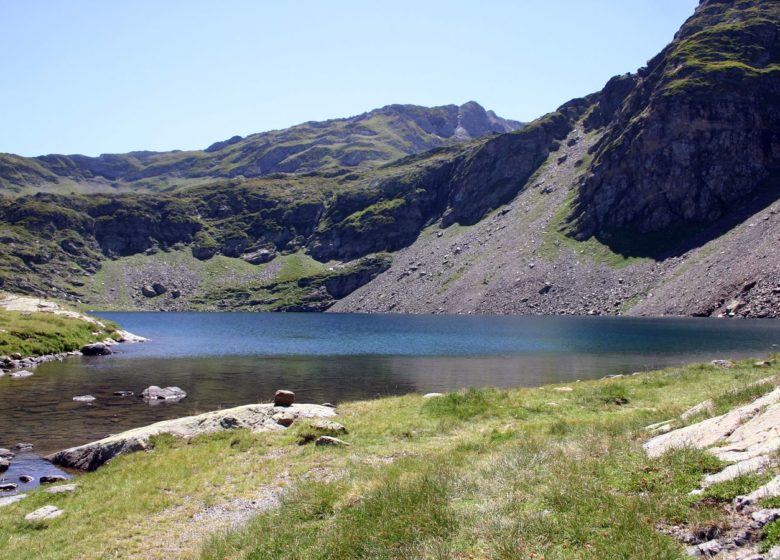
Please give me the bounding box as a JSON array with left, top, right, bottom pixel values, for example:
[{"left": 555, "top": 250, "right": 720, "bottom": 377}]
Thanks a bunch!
[{"left": 1, "top": 355, "right": 779, "bottom": 559}]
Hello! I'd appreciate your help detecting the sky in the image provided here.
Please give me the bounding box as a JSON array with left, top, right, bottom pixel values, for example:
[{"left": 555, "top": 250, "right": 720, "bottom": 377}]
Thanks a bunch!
[{"left": 0, "top": 0, "right": 699, "bottom": 157}]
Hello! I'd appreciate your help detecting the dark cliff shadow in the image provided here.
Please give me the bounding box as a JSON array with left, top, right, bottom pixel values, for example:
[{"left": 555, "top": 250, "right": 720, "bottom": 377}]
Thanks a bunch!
[{"left": 590, "top": 174, "right": 780, "bottom": 260}]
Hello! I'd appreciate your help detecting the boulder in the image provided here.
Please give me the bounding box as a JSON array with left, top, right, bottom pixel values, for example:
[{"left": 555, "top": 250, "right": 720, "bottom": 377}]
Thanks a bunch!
[
  {"left": 47, "top": 402, "right": 336, "bottom": 471},
  {"left": 242, "top": 248, "right": 276, "bottom": 265},
  {"left": 0, "top": 458, "right": 9, "bottom": 472},
  {"left": 14, "top": 443, "right": 33, "bottom": 451},
  {"left": 25, "top": 505, "right": 63, "bottom": 522},
  {"left": 141, "top": 386, "right": 187, "bottom": 402},
  {"left": 0, "top": 483, "right": 17, "bottom": 492},
  {"left": 72, "top": 395, "right": 96, "bottom": 403},
  {"left": 10, "top": 352, "right": 22, "bottom": 360},
  {"left": 274, "top": 390, "right": 295, "bottom": 407},
  {"left": 81, "top": 343, "right": 112, "bottom": 356},
  {"left": 10, "top": 370, "right": 34, "bottom": 378},
  {"left": 311, "top": 420, "right": 348, "bottom": 434},
  {"left": 18, "top": 475, "right": 33, "bottom": 483},
  {"left": 151, "top": 282, "right": 167, "bottom": 295},
  {"left": 39, "top": 475, "right": 67, "bottom": 484},
  {"left": 0, "top": 448, "right": 14, "bottom": 459},
  {"left": 140, "top": 284, "right": 158, "bottom": 297}
]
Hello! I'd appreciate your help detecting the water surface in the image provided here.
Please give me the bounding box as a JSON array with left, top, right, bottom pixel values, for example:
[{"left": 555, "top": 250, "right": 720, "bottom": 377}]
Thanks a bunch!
[{"left": 1, "top": 313, "right": 779, "bottom": 455}]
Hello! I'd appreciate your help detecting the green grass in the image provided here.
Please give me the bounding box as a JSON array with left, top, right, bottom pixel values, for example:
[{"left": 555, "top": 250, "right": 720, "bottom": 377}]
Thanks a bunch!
[
  {"left": 0, "top": 308, "right": 117, "bottom": 357},
  {"left": 0, "top": 357, "right": 778, "bottom": 559},
  {"left": 700, "top": 473, "right": 773, "bottom": 503}
]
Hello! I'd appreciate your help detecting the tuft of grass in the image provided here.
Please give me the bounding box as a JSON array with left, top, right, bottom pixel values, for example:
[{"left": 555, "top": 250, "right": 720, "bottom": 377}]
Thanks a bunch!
[
  {"left": 421, "top": 387, "right": 500, "bottom": 420},
  {"left": 700, "top": 473, "right": 774, "bottom": 503}
]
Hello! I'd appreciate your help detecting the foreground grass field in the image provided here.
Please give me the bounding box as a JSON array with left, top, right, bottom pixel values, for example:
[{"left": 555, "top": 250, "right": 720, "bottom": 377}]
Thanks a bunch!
[{"left": 0, "top": 356, "right": 778, "bottom": 559}]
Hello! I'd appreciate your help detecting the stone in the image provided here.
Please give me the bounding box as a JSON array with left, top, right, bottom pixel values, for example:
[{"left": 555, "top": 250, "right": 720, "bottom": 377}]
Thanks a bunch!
[
  {"left": 311, "top": 420, "right": 348, "bottom": 434},
  {"left": 141, "top": 284, "right": 157, "bottom": 297},
  {"left": 0, "top": 483, "right": 17, "bottom": 491},
  {"left": 171, "top": 289, "right": 181, "bottom": 299},
  {"left": 10, "top": 352, "right": 22, "bottom": 360},
  {"left": 554, "top": 386, "right": 574, "bottom": 392},
  {"left": 73, "top": 395, "right": 96, "bottom": 403},
  {"left": 19, "top": 475, "right": 33, "bottom": 483},
  {"left": 47, "top": 402, "right": 336, "bottom": 471},
  {"left": 81, "top": 343, "right": 112, "bottom": 356},
  {"left": 0, "top": 458, "right": 9, "bottom": 472},
  {"left": 25, "top": 505, "right": 63, "bottom": 521},
  {"left": 274, "top": 390, "right": 295, "bottom": 407},
  {"left": 242, "top": 248, "right": 276, "bottom": 265},
  {"left": 10, "top": 369, "right": 34, "bottom": 378},
  {"left": 113, "top": 390, "right": 134, "bottom": 397},
  {"left": 39, "top": 475, "right": 67, "bottom": 484},
  {"left": 0, "top": 448, "right": 14, "bottom": 459},
  {"left": 272, "top": 412, "right": 296, "bottom": 427},
  {"left": 755, "top": 361, "right": 772, "bottom": 368},
  {"left": 751, "top": 509, "right": 780, "bottom": 526},
  {"left": 422, "top": 392, "right": 444, "bottom": 399},
  {"left": 315, "top": 436, "right": 350, "bottom": 447},
  {"left": 711, "top": 360, "right": 735, "bottom": 369},
  {"left": 141, "top": 386, "right": 187, "bottom": 402},
  {"left": 44, "top": 484, "right": 78, "bottom": 494},
  {"left": 0, "top": 494, "right": 26, "bottom": 508},
  {"left": 15, "top": 443, "right": 33, "bottom": 451},
  {"left": 152, "top": 282, "right": 167, "bottom": 295},
  {"left": 738, "top": 475, "right": 780, "bottom": 507}
]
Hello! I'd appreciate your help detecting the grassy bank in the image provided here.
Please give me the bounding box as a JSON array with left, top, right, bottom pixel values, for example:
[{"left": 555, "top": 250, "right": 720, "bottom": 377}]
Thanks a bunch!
[
  {"left": 0, "top": 357, "right": 778, "bottom": 559},
  {"left": 0, "top": 308, "right": 117, "bottom": 358}
]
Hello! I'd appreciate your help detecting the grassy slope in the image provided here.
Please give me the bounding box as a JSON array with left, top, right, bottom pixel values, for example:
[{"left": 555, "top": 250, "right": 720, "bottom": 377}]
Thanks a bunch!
[
  {"left": 1, "top": 357, "right": 779, "bottom": 559},
  {"left": 0, "top": 309, "right": 117, "bottom": 357}
]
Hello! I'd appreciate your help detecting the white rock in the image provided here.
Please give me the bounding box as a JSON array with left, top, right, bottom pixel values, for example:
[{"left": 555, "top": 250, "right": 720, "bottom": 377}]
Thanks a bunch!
[
  {"left": 422, "top": 393, "right": 444, "bottom": 399},
  {"left": 72, "top": 395, "right": 96, "bottom": 403},
  {"left": 681, "top": 399, "right": 714, "bottom": 421},
  {"left": 25, "top": 505, "right": 63, "bottom": 521},
  {"left": 0, "top": 494, "right": 26, "bottom": 508},
  {"left": 44, "top": 484, "right": 78, "bottom": 494},
  {"left": 737, "top": 475, "right": 780, "bottom": 507},
  {"left": 10, "top": 370, "right": 34, "bottom": 379}
]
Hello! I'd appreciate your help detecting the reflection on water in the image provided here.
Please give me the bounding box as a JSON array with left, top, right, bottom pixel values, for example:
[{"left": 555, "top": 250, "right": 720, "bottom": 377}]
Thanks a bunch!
[{"left": 0, "top": 313, "right": 778, "bottom": 454}]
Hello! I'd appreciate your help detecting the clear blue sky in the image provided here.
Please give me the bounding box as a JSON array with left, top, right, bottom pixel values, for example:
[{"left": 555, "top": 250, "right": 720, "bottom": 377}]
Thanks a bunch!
[{"left": 0, "top": 0, "right": 698, "bottom": 157}]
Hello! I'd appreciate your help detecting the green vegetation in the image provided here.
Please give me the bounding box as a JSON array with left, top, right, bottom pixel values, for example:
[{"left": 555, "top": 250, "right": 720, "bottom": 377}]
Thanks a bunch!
[
  {"left": 700, "top": 473, "right": 773, "bottom": 503},
  {"left": 0, "top": 357, "right": 777, "bottom": 559},
  {"left": 0, "top": 308, "right": 117, "bottom": 357}
]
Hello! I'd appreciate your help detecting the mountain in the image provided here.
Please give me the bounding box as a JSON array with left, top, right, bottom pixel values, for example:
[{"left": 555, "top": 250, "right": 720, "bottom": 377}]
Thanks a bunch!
[
  {"left": 0, "top": 0, "right": 778, "bottom": 318},
  {"left": 0, "top": 102, "right": 521, "bottom": 194}
]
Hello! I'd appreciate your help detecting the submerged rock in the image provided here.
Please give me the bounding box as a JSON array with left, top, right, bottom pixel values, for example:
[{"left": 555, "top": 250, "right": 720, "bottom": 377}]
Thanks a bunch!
[{"left": 10, "top": 370, "right": 34, "bottom": 378}]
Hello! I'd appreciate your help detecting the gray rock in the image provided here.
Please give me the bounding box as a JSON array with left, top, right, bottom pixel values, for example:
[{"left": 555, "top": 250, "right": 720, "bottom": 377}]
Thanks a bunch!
[
  {"left": 141, "top": 386, "right": 186, "bottom": 402},
  {"left": 72, "top": 395, "right": 96, "bottom": 403},
  {"left": 315, "top": 436, "right": 350, "bottom": 447},
  {"left": 242, "top": 248, "right": 276, "bottom": 265},
  {"left": 274, "top": 390, "right": 295, "bottom": 407},
  {"left": 311, "top": 420, "right": 348, "bottom": 434},
  {"left": 10, "top": 369, "right": 34, "bottom": 378},
  {"left": 44, "top": 484, "right": 78, "bottom": 494},
  {"left": 0, "top": 448, "right": 14, "bottom": 459},
  {"left": 25, "top": 505, "right": 63, "bottom": 521},
  {"left": 751, "top": 508, "right": 780, "bottom": 526},
  {"left": 15, "top": 443, "right": 33, "bottom": 451},
  {"left": 141, "top": 284, "right": 157, "bottom": 297},
  {"left": 272, "top": 412, "right": 296, "bottom": 427},
  {"left": 423, "top": 392, "right": 444, "bottom": 399},
  {"left": 0, "top": 483, "right": 17, "bottom": 492},
  {"left": 152, "top": 282, "right": 167, "bottom": 295},
  {"left": 0, "top": 494, "right": 26, "bottom": 508},
  {"left": 711, "top": 360, "right": 735, "bottom": 369},
  {"left": 18, "top": 475, "right": 33, "bottom": 483},
  {"left": 47, "top": 402, "right": 336, "bottom": 471},
  {"left": 81, "top": 343, "right": 112, "bottom": 356},
  {"left": 0, "top": 458, "right": 9, "bottom": 472}
]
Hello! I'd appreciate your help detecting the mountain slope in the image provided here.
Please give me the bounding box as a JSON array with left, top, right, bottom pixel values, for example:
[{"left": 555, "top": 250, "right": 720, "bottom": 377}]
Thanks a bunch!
[{"left": 0, "top": 102, "right": 521, "bottom": 194}]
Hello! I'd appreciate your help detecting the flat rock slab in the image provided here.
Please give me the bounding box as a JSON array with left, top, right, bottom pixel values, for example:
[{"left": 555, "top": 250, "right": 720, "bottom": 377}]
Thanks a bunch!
[
  {"left": 47, "top": 402, "right": 336, "bottom": 471},
  {"left": 25, "top": 505, "right": 63, "bottom": 521},
  {"left": 0, "top": 494, "right": 27, "bottom": 508},
  {"left": 10, "top": 370, "right": 34, "bottom": 378},
  {"left": 44, "top": 484, "right": 78, "bottom": 494}
]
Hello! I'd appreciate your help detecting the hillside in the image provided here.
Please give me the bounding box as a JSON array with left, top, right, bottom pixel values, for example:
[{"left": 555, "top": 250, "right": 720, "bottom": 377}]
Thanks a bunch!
[
  {"left": 0, "top": 102, "right": 521, "bottom": 194},
  {"left": 0, "top": 0, "right": 778, "bottom": 317}
]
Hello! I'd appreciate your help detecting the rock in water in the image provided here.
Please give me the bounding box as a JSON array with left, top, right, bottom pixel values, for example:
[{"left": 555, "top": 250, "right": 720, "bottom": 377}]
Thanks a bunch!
[
  {"left": 25, "top": 505, "right": 63, "bottom": 521},
  {"left": 18, "top": 475, "right": 33, "bottom": 483},
  {"left": 0, "top": 458, "right": 9, "bottom": 472},
  {"left": 113, "top": 390, "right": 134, "bottom": 397},
  {"left": 141, "top": 386, "right": 187, "bottom": 402},
  {"left": 39, "top": 475, "right": 67, "bottom": 484},
  {"left": 81, "top": 343, "right": 112, "bottom": 356},
  {"left": 14, "top": 443, "right": 33, "bottom": 451},
  {"left": 10, "top": 370, "right": 34, "bottom": 378},
  {"left": 0, "top": 448, "right": 14, "bottom": 459},
  {"left": 274, "top": 390, "right": 295, "bottom": 407},
  {"left": 0, "top": 483, "right": 17, "bottom": 492},
  {"left": 72, "top": 395, "right": 96, "bottom": 403}
]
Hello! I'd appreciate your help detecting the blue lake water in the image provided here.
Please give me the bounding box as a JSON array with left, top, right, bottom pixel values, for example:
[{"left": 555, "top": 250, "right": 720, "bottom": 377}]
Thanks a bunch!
[{"left": 1, "top": 313, "right": 779, "bottom": 456}]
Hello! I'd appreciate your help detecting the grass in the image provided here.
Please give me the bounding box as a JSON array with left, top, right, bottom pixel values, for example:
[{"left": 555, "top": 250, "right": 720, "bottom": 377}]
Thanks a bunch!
[
  {"left": 0, "top": 308, "right": 117, "bottom": 357},
  {"left": 0, "top": 357, "right": 778, "bottom": 559}
]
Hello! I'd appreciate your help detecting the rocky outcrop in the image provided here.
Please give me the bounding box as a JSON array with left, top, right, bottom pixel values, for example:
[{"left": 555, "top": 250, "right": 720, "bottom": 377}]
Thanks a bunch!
[
  {"left": 570, "top": 0, "right": 780, "bottom": 254},
  {"left": 46, "top": 402, "right": 336, "bottom": 471}
]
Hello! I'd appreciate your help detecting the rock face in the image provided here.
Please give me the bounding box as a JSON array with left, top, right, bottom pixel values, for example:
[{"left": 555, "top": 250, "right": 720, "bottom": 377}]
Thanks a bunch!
[
  {"left": 570, "top": 0, "right": 780, "bottom": 252},
  {"left": 46, "top": 402, "right": 336, "bottom": 471}
]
